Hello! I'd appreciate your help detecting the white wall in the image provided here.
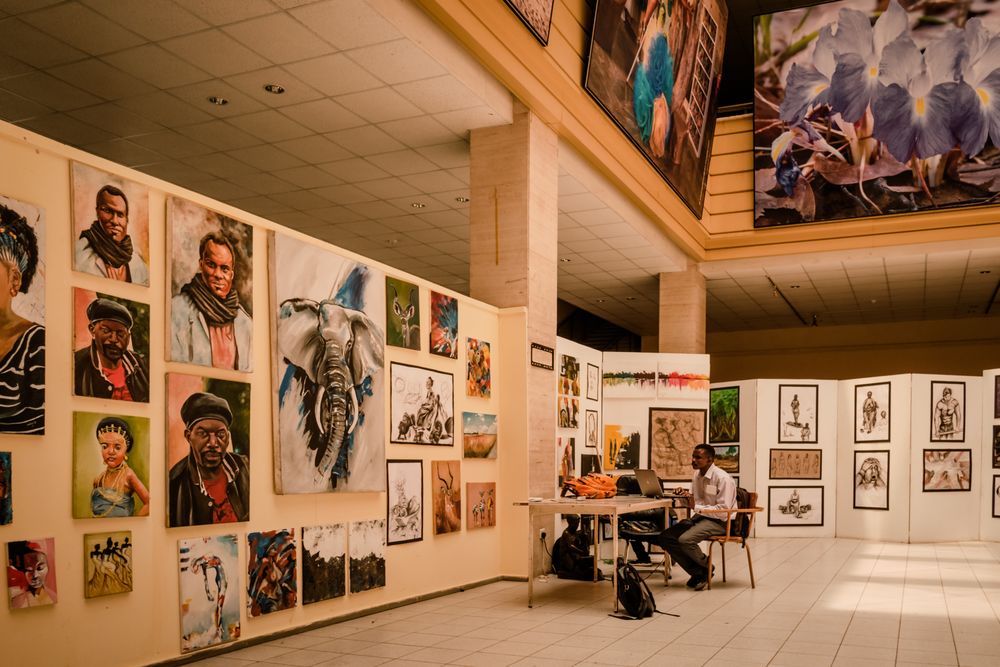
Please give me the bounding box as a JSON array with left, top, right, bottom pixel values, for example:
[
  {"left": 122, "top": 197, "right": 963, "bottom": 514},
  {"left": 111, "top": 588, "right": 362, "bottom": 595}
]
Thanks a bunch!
[
  {"left": 980, "top": 368, "right": 1000, "bottom": 541},
  {"left": 554, "top": 337, "right": 602, "bottom": 481}
]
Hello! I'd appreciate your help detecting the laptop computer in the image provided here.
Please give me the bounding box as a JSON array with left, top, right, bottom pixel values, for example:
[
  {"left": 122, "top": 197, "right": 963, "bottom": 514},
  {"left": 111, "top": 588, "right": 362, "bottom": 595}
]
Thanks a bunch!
[{"left": 633, "top": 469, "right": 664, "bottom": 498}]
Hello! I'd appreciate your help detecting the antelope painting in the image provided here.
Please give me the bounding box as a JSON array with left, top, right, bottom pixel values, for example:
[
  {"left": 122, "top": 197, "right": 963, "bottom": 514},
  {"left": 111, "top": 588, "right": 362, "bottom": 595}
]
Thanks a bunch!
[{"left": 432, "top": 460, "right": 462, "bottom": 534}]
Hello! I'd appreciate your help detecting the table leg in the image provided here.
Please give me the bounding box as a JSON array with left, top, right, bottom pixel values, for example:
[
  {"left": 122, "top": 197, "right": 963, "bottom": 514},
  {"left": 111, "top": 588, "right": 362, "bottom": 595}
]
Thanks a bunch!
[
  {"left": 591, "top": 512, "right": 599, "bottom": 582},
  {"left": 527, "top": 511, "right": 534, "bottom": 608},
  {"left": 612, "top": 509, "right": 619, "bottom": 612}
]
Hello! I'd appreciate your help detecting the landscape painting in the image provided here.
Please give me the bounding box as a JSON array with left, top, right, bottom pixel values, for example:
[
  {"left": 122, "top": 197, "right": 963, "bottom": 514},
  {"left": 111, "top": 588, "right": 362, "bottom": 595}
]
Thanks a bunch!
[
  {"left": 178, "top": 534, "right": 240, "bottom": 652},
  {"left": 713, "top": 445, "right": 740, "bottom": 475},
  {"left": 301, "top": 524, "right": 346, "bottom": 604},
  {"left": 709, "top": 386, "right": 739, "bottom": 443},
  {"left": 648, "top": 407, "right": 705, "bottom": 481},
  {"left": 602, "top": 358, "right": 656, "bottom": 399},
  {"left": 656, "top": 357, "right": 710, "bottom": 400},
  {"left": 349, "top": 519, "right": 386, "bottom": 594},
  {"left": 462, "top": 412, "right": 497, "bottom": 459}
]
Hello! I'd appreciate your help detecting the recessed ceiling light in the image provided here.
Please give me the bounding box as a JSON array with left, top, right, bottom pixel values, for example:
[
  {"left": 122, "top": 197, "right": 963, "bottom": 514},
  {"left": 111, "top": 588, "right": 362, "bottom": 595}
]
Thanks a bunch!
[
  {"left": 455, "top": 196, "right": 470, "bottom": 203},
  {"left": 264, "top": 83, "right": 285, "bottom": 94},
  {"left": 596, "top": 298, "right": 606, "bottom": 303},
  {"left": 625, "top": 296, "right": 636, "bottom": 301},
  {"left": 207, "top": 96, "right": 228, "bottom": 106},
  {"left": 981, "top": 270, "right": 992, "bottom": 274},
  {"left": 386, "top": 238, "right": 399, "bottom": 247},
  {"left": 559, "top": 258, "right": 571, "bottom": 263},
  {"left": 410, "top": 202, "right": 426, "bottom": 208},
  {"left": 789, "top": 284, "right": 800, "bottom": 288}
]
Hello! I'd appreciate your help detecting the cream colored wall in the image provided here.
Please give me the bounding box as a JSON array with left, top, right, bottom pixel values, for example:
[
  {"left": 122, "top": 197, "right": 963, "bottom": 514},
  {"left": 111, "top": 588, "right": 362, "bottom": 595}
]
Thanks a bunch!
[{"left": 0, "top": 122, "right": 506, "bottom": 666}]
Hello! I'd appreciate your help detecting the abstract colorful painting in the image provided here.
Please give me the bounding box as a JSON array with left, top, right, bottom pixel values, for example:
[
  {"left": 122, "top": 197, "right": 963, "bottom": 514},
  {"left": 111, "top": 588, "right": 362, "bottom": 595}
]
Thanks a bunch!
[
  {"left": 559, "top": 354, "right": 580, "bottom": 396},
  {"left": 0, "top": 452, "right": 10, "bottom": 525},
  {"left": 390, "top": 363, "right": 454, "bottom": 446},
  {"left": 178, "top": 534, "right": 240, "bottom": 652},
  {"left": 7, "top": 537, "right": 56, "bottom": 608},
  {"left": 930, "top": 381, "right": 965, "bottom": 442},
  {"left": 72, "top": 411, "right": 150, "bottom": 518},
  {"left": 84, "top": 530, "right": 132, "bottom": 598},
  {"left": 271, "top": 232, "right": 385, "bottom": 494},
  {"left": 923, "top": 449, "right": 971, "bottom": 492},
  {"left": 385, "top": 276, "right": 420, "bottom": 350},
  {"left": 602, "top": 356, "right": 656, "bottom": 399},
  {"left": 431, "top": 460, "right": 462, "bottom": 535},
  {"left": 349, "top": 519, "right": 385, "bottom": 593},
  {"left": 466, "top": 338, "right": 491, "bottom": 398},
  {"left": 557, "top": 396, "right": 579, "bottom": 429},
  {"left": 854, "top": 450, "right": 889, "bottom": 510},
  {"left": 709, "top": 386, "right": 739, "bottom": 443},
  {"left": 387, "top": 460, "right": 423, "bottom": 545},
  {"left": 247, "top": 529, "right": 296, "bottom": 616},
  {"left": 462, "top": 412, "right": 497, "bottom": 459},
  {"left": 429, "top": 291, "right": 458, "bottom": 359},
  {"left": 603, "top": 424, "right": 640, "bottom": 471},
  {"left": 557, "top": 436, "right": 575, "bottom": 485},
  {"left": 466, "top": 481, "right": 496, "bottom": 529},
  {"left": 855, "top": 382, "right": 890, "bottom": 443},
  {"left": 302, "top": 524, "right": 346, "bottom": 604},
  {"left": 656, "top": 358, "right": 710, "bottom": 400},
  {"left": 648, "top": 407, "right": 705, "bottom": 481},
  {"left": 778, "top": 384, "right": 818, "bottom": 444},
  {"left": 769, "top": 449, "right": 820, "bottom": 480}
]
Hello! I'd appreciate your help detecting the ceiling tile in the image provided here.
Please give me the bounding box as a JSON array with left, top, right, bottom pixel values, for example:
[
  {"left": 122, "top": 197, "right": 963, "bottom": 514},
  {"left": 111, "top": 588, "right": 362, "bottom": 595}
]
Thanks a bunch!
[
  {"left": 289, "top": 0, "right": 401, "bottom": 50},
  {"left": 567, "top": 208, "right": 623, "bottom": 227},
  {"left": 406, "top": 228, "right": 456, "bottom": 244},
  {"left": 319, "top": 157, "right": 390, "bottom": 183},
  {"left": 0, "top": 90, "right": 50, "bottom": 121},
  {"left": 365, "top": 149, "right": 439, "bottom": 177},
  {"left": 347, "top": 39, "right": 446, "bottom": 85},
  {"left": 334, "top": 87, "right": 422, "bottom": 123},
  {"left": 345, "top": 199, "right": 406, "bottom": 219},
  {"left": 377, "top": 115, "right": 457, "bottom": 148},
  {"left": 428, "top": 190, "right": 470, "bottom": 210},
  {"left": 171, "top": 0, "right": 277, "bottom": 25},
  {"left": 271, "top": 210, "right": 325, "bottom": 228},
  {"left": 192, "top": 178, "right": 254, "bottom": 202},
  {"left": 276, "top": 135, "right": 352, "bottom": 163},
  {"left": 21, "top": 2, "right": 144, "bottom": 55},
  {"left": 80, "top": 138, "right": 161, "bottom": 166},
  {"left": 0, "top": 17, "right": 84, "bottom": 68},
  {"left": 559, "top": 192, "right": 605, "bottom": 213},
  {"left": 418, "top": 210, "right": 465, "bottom": 227},
  {"left": 605, "top": 235, "right": 653, "bottom": 250},
  {"left": 327, "top": 124, "right": 404, "bottom": 154},
  {"left": 307, "top": 206, "right": 364, "bottom": 224},
  {"left": 227, "top": 109, "right": 312, "bottom": 142},
  {"left": 560, "top": 227, "right": 597, "bottom": 243},
  {"left": 137, "top": 161, "right": 212, "bottom": 187},
  {"left": 162, "top": 29, "right": 271, "bottom": 78},
  {"left": 224, "top": 67, "right": 322, "bottom": 107},
  {"left": 101, "top": 44, "right": 211, "bottom": 89},
  {"left": 228, "top": 144, "right": 304, "bottom": 172},
  {"left": 310, "top": 183, "right": 377, "bottom": 205},
  {"left": 117, "top": 91, "right": 214, "bottom": 128},
  {"left": 271, "top": 165, "right": 342, "bottom": 189},
  {"left": 447, "top": 166, "right": 469, "bottom": 184},
  {"left": 48, "top": 58, "right": 155, "bottom": 101},
  {"left": 68, "top": 103, "right": 162, "bottom": 137},
  {"left": 229, "top": 195, "right": 292, "bottom": 217},
  {"left": 168, "top": 79, "right": 267, "bottom": 118},
  {"left": 19, "top": 112, "right": 112, "bottom": 145},
  {"left": 82, "top": 0, "right": 207, "bottom": 40},
  {"left": 433, "top": 106, "right": 507, "bottom": 136},
  {"left": 393, "top": 74, "right": 483, "bottom": 114},
  {"left": 283, "top": 53, "right": 380, "bottom": 96},
  {"left": 279, "top": 98, "right": 364, "bottom": 133},
  {"left": 416, "top": 141, "right": 469, "bottom": 169},
  {"left": 223, "top": 12, "right": 332, "bottom": 64},
  {"left": 183, "top": 152, "right": 259, "bottom": 179},
  {"left": 1, "top": 71, "right": 101, "bottom": 110},
  {"left": 385, "top": 195, "right": 447, "bottom": 215},
  {"left": 181, "top": 119, "right": 261, "bottom": 151},
  {"left": 269, "top": 189, "right": 333, "bottom": 211},
  {"left": 227, "top": 171, "right": 298, "bottom": 195},
  {"left": 354, "top": 177, "right": 421, "bottom": 200}
]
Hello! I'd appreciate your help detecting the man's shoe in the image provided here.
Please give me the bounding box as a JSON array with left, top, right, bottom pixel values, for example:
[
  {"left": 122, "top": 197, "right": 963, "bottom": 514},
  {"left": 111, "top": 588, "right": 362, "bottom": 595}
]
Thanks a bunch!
[
  {"left": 685, "top": 574, "right": 703, "bottom": 589},
  {"left": 693, "top": 578, "right": 708, "bottom": 591}
]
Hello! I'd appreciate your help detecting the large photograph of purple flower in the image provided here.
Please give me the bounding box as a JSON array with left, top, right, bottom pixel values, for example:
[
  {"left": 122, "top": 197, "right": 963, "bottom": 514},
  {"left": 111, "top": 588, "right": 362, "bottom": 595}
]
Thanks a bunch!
[{"left": 755, "top": 0, "right": 1000, "bottom": 227}]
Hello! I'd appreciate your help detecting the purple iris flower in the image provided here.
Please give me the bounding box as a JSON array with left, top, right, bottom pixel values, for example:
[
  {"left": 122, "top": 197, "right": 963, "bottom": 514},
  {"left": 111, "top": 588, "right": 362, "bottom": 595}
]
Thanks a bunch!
[
  {"left": 779, "top": 26, "right": 836, "bottom": 124},
  {"left": 952, "top": 19, "right": 1000, "bottom": 156}
]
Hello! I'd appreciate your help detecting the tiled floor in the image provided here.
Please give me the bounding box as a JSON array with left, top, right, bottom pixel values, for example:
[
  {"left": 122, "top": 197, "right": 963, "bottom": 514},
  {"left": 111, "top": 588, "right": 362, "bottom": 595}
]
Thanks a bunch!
[{"left": 190, "top": 538, "right": 1000, "bottom": 666}]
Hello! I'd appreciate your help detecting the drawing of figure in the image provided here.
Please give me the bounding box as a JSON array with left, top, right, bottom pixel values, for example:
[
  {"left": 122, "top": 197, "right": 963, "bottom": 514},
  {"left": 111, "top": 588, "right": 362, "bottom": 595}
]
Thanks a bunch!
[
  {"left": 862, "top": 391, "right": 878, "bottom": 434},
  {"left": 791, "top": 394, "right": 800, "bottom": 425},
  {"left": 801, "top": 422, "right": 811, "bottom": 442},
  {"left": 75, "top": 184, "right": 149, "bottom": 284},
  {"left": 934, "top": 387, "right": 962, "bottom": 440},
  {"left": 90, "top": 417, "right": 149, "bottom": 517},
  {"left": 191, "top": 553, "right": 227, "bottom": 644},
  {"left": 786, "top": 489, "right": 801, "bottom": 516},
  {"left": 856, "top": 457, "right": 886, "bottom": 489}
]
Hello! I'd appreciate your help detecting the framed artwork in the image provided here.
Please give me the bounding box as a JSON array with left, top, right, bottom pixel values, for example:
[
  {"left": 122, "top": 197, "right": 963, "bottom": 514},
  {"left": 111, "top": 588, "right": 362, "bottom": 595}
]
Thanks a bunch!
[
  {"left": 71, "top": 161, "right": 150, "bottom": 286},
  {"left": 557, "top": 396, "right": 579, "bottom": 429},
  {"left": 993, "top": 425, "right": 1000, "bottom": 469},
  {"left": 462, "top": 412, "right": 497, "bottom": 459},
  {"left": 930, "top": 381, "right": 965, "bottom": 442},
  {"left": 0, "top": 194, "right": 45, "bottom": 434},
  {"left": 995, "top": 376, "right": 1000, "bottom": 419},
  {"left": 386, "top": 276, "right": 419, "bottom": 350},
  {"left": 73, "top": 288, "right": 149, "bottom": 403},
  {"left": 922, "top": 449, "right": 972, "bottom": 492},
  {"left": 854, "top": 382, "right": 890, "bottom": 443},
  {"left": 648, "top": 407, "right": 705, "bottom": 481},
  {"left": 389, "top": 363, "right": 454, "bottom": 446},
  {"left": 778, "top": 384, "right": 818, "bottom": 444},
  {"left": 768, "top": 448, "right": 820, "bottom": 480},
  {"left": 84, "top": 530, "right": 132, "bottom": 598},
  {"left": 387, "top": 460, "right": 423, "bottom": 545},
  {"left": 301, "top": 524, "right": 346, "bottom": 604},
  {"left": 767, "top": 486, "right": 823, "bottom": 527},
  {"left": 349, "top": 519, "right": 386, "bottom": 593},
  {"left": 557, "top": 436, "right": 575, "bottom": 485},
  {"left": 429, "top": 291, "right": 458, "bottom": 358},
  {"left": 0, "top": 451, "right": 9, "bottom": 525},
  {"left": 530, "top": 343, "right": 553, "bottom": 370},
  {"left": 271, "top": 232, "right": 385, "bottom": 494},
  {"left": 586, "top": 363, "right": 600, "bottom": 401},
  {"left": 178, "top": 534, "right": 240, "bottom": 652},
  {"left": 603, "top": 423, "right": 640, "bottom": 471},
  {"left": 72, "top": 412, "right": 150, "bottom": 518},
  {"left": 603, "top": 360, "right": 656, "bottom": 399},
  {"left": 854, "top": 450, "right": 889, "bottom": 511},
  {"left": 713, "top": 445, "right": 740, "bottom": 475},
  {"left": 709, "top": 386, "right": 739, "bottom": 443},
  {"left": 247, "top": 529, "right": 296, "bottom": 616},
  {"left": 731, "top": 475, "right": 740, "bottom": 489},
  {"left": 167, "top": 197, "right": 253, "bottom": 372},
  {"left": 994, "top": 476, "right": 1000, "bottom": 519},
  {"left": 431, "top": 460, "right": 462, "bottom": 535},
  {"left": 466, "top": 338, "right": 491, "bottom": 398},
  {"left": 585, "top": 410, "right": 599, "bottom": 449},
  {"left": 585, "top": 0, "right": 728, "bottom": 217},
  {"left": 466, "top": 481, "right": 496, "bottom": 529},
  {"left": 755, "top": 1, "right": 1000, "bottom": 228},
  {"left": 7, "top": 538, "right": 57, "bottom": 608},
  {"left": 559, "top": 354, "right": 580, "bottom": 396},
  {"left": 503, "top": 0, "right": 554, "bottom": 46},
  {"left": 656, "top": 358, "right": 710, "bottom": 400},
  {"left": 581, "top": 453, "right": 601, "bottom": 475}
]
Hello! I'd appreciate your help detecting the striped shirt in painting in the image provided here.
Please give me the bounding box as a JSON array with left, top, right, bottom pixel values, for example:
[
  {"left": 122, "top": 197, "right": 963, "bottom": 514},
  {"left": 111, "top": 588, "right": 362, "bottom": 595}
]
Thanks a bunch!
[{"left": 0, "top": 323, "right": 44, "bottom": 434}]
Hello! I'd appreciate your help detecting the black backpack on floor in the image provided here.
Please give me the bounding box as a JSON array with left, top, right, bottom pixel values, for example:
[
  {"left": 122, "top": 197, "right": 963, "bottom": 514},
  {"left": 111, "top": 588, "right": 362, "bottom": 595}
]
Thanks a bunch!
[{"left": 611, "top": 558, "right": 678, "bottom": 620}]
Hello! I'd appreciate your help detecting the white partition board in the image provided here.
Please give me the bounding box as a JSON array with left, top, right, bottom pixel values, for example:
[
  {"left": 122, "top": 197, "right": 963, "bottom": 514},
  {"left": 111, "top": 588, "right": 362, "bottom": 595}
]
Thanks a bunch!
[
  {"left": 554, "top": 337, "right": 603, "bottom": 480},
  {"left": 979, "top": 368, "right": 1000, "bottom": 541}
]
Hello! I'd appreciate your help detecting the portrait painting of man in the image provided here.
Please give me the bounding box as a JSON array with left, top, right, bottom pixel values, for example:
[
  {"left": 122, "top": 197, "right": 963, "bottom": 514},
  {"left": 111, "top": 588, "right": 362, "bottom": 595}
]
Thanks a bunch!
[{"left": 73, "top": 290, "right": 149, "bottom": 403}]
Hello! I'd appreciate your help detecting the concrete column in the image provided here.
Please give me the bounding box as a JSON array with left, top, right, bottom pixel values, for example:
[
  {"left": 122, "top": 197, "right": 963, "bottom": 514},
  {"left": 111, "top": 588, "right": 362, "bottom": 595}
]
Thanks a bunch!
[{"left": 659, "top": 263, "right": 706, "bottom": 353}]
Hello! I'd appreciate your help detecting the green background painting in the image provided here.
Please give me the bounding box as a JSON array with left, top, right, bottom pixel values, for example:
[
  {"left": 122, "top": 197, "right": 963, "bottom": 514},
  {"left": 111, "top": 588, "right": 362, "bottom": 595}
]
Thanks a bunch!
[
  {"left": 709, "top": 386, "right": 740, "bottom": 443},
  {"left": 72, "top": 412, "right": 150, "bottom": 518},
  {"left": 385, "top": 276, "right": 420, "bottom": 350}
]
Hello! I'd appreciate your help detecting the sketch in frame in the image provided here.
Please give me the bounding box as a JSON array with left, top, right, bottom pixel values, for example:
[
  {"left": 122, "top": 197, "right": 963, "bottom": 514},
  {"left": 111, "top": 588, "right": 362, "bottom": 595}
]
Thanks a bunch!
[
  {"left": 930, "top": 381, "right": 965, "bottom": 442},
  {"left": 462, "top": 411, "right": 497, "bottom": 459},
  {"left": 72, "top": 411, "right": 150, "bottom": 518},
  {"left": 271, "top": 232, "right": 385, "bottom": 494},
  {"left": 429, "top": 291, "right": 458, "bottom": 359},
  {"left": 558, "top": 436, "right": 575, "bottom": 485},
  {"left": 84, "top": 530, "right": 132, "bottom": 598},
  {"left": 709, "top": 386, "right": 739, "bottom": 443},
  {"left": 768, "top": 448, "right": 821, "bottom": 480},
  {"left": 73, "top": 288, "right": 150, "bottom": 403},
  {"left": 855, "top": 381, "right": 890, "bottom": 443},
  {"left": 586, "top": 363, "right": 600, "bottom": 401},
  {"left": 557, "top": 396, "right": 579, "bottom": 429},
  {"left": 0, "top": 451, "right": 11, "bottom": 525},
  {"left": 466, "top": 337, "right": 491, "bottom": 398},
  {"left": 713, "top": 445, "right": 740, "bottom": 475},
  {"left": 387, "top": 460, "right": 423, "bottom": 545},
  {"left": 581, "top": 453, "right": 601, "bottom": 475},
  {"left": 648, "top": 407, "right": 705, "bottom": 481},
  {"left": 559, "top": 354, "right": 580, "bottom": 396},
  {"left": 922, "top": 449, "right": 972, "bottom": 492},
  {"left": 767, "top": 486, "right": 823, "bottom": 526},
  {"left": 71, "top": 161, "right": 149, "bottom": 285},
  {"left": 466, "top": 481, "right": 496, "bottom": 530},
  {"left": 585, "top": 409, "right": 599, "bottom": 449},
  {"left": 854, "top": 450, "right": 889, "bottom": 511},
  {"left": 301, "top": 524, "right": 345, "bottom": 604},
  {"left": 7, "top": 537, "right": 57, "bottom": 608},
  {"left": 390, "top": 362, "right": 454, "bottom": 446},
  {"left": 503, "top": 0, "right": 555, "bottom": 46},
  {"left": 603, "top": 423, "right": 640, "bottom": 472},
  {"left": 778, "top": 384, "right": 818, "bottom": 444},
  {"left": 247, "top": 528, "right": 296, "bottom": 617},
  {"left": 349, "top": 519, "right": 386, "bottom": 593},
  {"left": 993, "top": 425, "right": 1000, "bottom": 469},
  {"left": 385, "top": 276, "right": 419, "bottom": 350},
  {"left": 177, "top": 534, "right": 240, "bottom": 652},
  {"left": 994, "top": 475, "right": 1000, "bottom": 518},
  {"left": 656, "top": 358, "right": 710, "bottom": 400},
  {"left": 167, "top": 197, "right": 253, "bottom": 372},
  {"left": 431, "top": 460, "right": 462, "bottom": 535}
]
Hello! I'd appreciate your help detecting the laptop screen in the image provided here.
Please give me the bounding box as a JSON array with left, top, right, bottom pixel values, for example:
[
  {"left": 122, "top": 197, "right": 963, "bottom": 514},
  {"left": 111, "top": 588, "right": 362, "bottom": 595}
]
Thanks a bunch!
[{"left": 633, "top": 469, "right": 663, "bottom": 498}]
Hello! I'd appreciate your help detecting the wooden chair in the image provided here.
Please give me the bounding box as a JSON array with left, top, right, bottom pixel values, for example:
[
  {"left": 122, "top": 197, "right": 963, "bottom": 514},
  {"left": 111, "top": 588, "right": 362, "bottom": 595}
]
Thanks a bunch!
[{"left": 705, "top": 491, "right": 762, "bottom": 590}]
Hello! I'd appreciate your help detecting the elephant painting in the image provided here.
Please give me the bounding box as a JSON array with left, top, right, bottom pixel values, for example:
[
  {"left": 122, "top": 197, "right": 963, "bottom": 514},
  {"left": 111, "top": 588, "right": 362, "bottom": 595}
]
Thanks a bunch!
[{"left": 271, "top": 233, "right": 386, "bottom": 494}]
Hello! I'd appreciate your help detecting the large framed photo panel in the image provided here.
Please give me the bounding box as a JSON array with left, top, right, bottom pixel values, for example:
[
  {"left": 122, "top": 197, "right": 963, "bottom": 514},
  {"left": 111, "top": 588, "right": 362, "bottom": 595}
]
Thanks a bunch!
[
  {"left": 767, "top": 486, "right": 823, "bottom": 527},
  {"left": 648, "top": 407, "right": 706, "bottom": 481},
  {"left": 854, "top": 382, "right": 890, "bottom": 443},
  {"left": 389, "top": 363, "right": 454, "bottom": 446},
  {"left": 386, "top": 460, "right": 423, "bottom": 545},
  {"left": 854, "top": 450, "right": 889, "bottom": 511},
  {"left": 922, "top": 449, "right": 972, "bottom": 492},
  {"left": 778, "top": 384, "right": 818, "bottom": 444},
  {"left": 930, "top": 381, "right": 965, "bottom": 442}
]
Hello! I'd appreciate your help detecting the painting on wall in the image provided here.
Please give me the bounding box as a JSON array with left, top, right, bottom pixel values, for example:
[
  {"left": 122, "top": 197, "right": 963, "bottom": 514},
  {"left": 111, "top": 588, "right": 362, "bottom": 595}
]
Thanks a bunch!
[
  {"left": 993, "top": 425, "right": 1000, "bottom": 469},
  {"left": 349, "top": 519, "right": 386, "bottom": 594},
  {"left": 709, "top": 386, "right": 739, "bottom": 444},
  {"left": 930, "top": 381, "right": 965, "bottom": 442},
  {"left": 462, "top": 412, "right": 497, "bottom": 459},
  {"left": 390, "top": 363, "right": 454, "bottom": 446},
  {"left": 247, "top": 528, "right": 296, "bottom": 617},
  {"left": 271, "top": 232, "right": 385, "bottom": 494},
  {"left": 603, "top": 424, "right": 640, "bottom": 471},
  {"left": 767, "top": 486, "right": 823, "bottom": 526},
  {"left": 778, "top": 384, "right": 818, "bottom": 444},
  {"left": 387, "top": 460, "right": 423, "bottom": 545},
  {"left": 587, "top": 363, "right": 600, "bottom": 401},
  {"left": 385, "top": 276, "right": 420, "bottom": 350},
  {"left": 995, "top": 376, "right": 1000, "bottom": 419},
  {"left": 429, "top": 291, "right": 458, "bottom": 359},
  {"left": 73, "top": 288, "right": 149, "bottom": 403},
  {"left": 994, "top": 476, "right": 1000, "bottom": 518},
  {"left": 0, "top": 193, "right": 45, "bottom": 434},
  {"left": 768, "top": 448, "right": 820, "bottom": 480},
  {"left": 585, "top": 0, "right": 728, "bottom": 217},
  {"left": 301, "top": 524, "right": 346, "bottom": 604},
  {"left": 71, "top": 161, "right": 150, "bottom": 286},
  {"left": 7, "top": 537, "right": 57, "bottom": 608},
  {"left": 923, "top": 449, "right": 972, "bottom": 492},
  {"left": 178, "top": 534, "right": 240, "bottom": 652},
  {"left": 557, "top": 396, "right": 579, "bottom": 429},
  {"left": 754, "top": 1, "right": 1000, "bottom": 228},
  {"left": 466, "top": 337, "right": 491, "bottom": 398},
  {"left": 559, "top": 354, "right": 580, "bottom": 396},
  {"left": 0, "top": 452, "right": 11, "bottom": 525},
  {"left": 84, "top": 530, "right": 132, "bottom": 598},
  {"left": 503, "top": 0, "right": 555, "bottom": 46},
  {"left": 558, "top": 436, "right": 575, "bottom": 485},
  {"left": 466, "top": 481, "right": 496, "bottom": 529},
  {"left": 166, "top": 374, "right": 250, "bottom": 527},
  {"left": 167, "top": 197, "right": 253, "bottom": 372},
  {"left": 854, "top": 450, "right": 889, "bottom": 510},
  {"left": 656, "top": 359, "right": 710, "bottom": 400},
  {"left": 648, "top": 407, "right": 705, "bottom": 481},
  {"left": 603, "top": 362, "right": 656, "bottom": 399},
  {"left": 431, "top": 460, "right": 462, "bottom": 535},
  {"left": 713, "top": 445, "right": 740, "bottom": 474},
  {"left": 585, "top": 410, "right": 599, "bottom": 449},
  {"left": 72, "top": 412, "right": 150, "bottom": 518},
  {"left": 581, "top": 453, "right": 601, "bottom": 475},
  {"left": 855, "top": 382, "right": 890, "bottom": 443}
]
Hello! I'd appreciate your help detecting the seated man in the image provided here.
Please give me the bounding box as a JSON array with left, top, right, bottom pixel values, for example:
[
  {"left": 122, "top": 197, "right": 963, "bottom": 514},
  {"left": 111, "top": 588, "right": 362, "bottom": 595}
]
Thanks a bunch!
[{"left": 659, "top": 443, "right": 736, "bottom": 591}]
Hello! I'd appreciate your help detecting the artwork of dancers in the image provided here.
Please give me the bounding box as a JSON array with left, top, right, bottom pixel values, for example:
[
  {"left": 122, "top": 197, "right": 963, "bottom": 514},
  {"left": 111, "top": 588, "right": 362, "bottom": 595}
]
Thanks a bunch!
[
  {"left": 779, "top": 384, "right": 817, "bottom": 444},
  {"left": 931, "top": 382, "right": 965, "bottom": 442},
  {"left": 84, "top": 531, "right": 132, "bottom": 597}
]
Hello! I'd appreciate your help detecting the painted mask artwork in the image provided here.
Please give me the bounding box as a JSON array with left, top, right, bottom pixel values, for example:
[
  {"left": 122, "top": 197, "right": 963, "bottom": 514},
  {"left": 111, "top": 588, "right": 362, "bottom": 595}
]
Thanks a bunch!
[
  {"left": 429, "top": 291, "right": 458, "bottom": 359},
  {"left": 7, "top": 538, "right": 57, "bottom": 608}
]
